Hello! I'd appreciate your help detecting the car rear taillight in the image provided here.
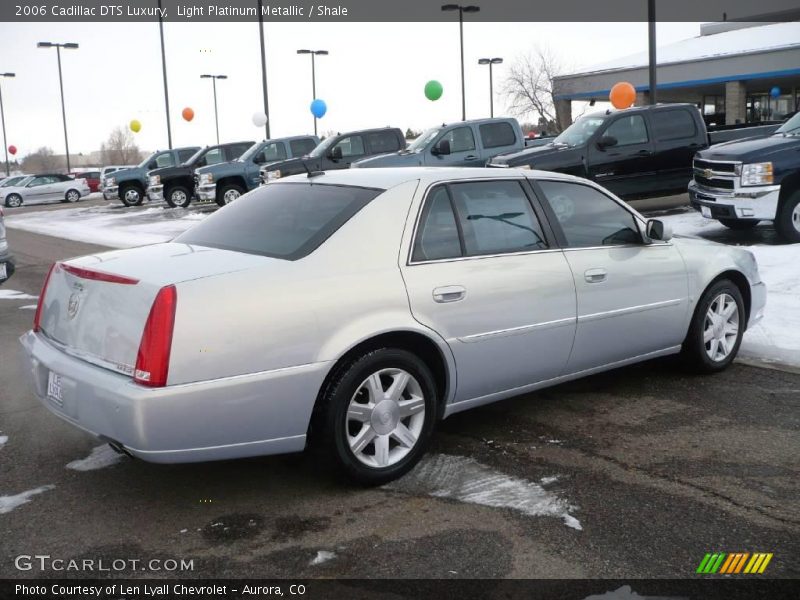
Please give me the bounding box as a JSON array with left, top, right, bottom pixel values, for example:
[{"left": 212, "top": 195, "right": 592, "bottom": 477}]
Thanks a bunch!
[
  {"left": 134, "top": 285, "right": 177, "bottom": 387},
  {"left": 33, "top": 263, "right": 56, "bottom": 333}
]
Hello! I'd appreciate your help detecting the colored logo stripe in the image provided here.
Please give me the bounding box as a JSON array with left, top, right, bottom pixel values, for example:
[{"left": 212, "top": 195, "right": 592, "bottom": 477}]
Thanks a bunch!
[
  {"left": 697, "top": 552, "right": 773, "bottom": 574},
  {"left": 744, "top": 553, "right": 773, "bottom": 574},
  {"left": 697, "top": 553, "right": 726, "bottom": 573}
]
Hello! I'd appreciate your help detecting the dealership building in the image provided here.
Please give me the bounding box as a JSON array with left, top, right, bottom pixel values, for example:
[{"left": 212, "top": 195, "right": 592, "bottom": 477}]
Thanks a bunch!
[{"left": 552, "top": 21, "right": 800, "bottom": 127}]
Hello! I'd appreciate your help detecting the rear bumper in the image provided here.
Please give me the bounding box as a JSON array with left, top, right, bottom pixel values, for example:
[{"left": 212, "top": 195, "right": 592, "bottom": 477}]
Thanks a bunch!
[
  {"left": 0, "top": 253, "right": 15, "bottom": 284},
  {"left": 688, "top": 181, "right": 780, "bottom": 221},
  {"left": 19, "top": 330, "right": 331, "bottom": 463}
]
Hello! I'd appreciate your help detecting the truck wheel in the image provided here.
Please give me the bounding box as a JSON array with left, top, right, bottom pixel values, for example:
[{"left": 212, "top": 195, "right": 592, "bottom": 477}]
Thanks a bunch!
[
  {"left": 216, "top": 184, "right": 244, "bottom": 207},
  {"left": 775, "top": 190, "right": 800, "bottom": 243},
  {"left": 719, "top": 219, "right": 759, "bottom": 230},
  {"left": 165, "top": 185, "right": 192, "bottom": 208},
  {"left": 120, "top": 185, "right": 143, "bottom": 207}
]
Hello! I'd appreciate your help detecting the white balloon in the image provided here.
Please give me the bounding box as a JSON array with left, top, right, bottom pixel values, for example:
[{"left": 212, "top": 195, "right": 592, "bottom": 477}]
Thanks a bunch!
[{"left": 252, "top": 112, "right": 268, "bottom": 127}]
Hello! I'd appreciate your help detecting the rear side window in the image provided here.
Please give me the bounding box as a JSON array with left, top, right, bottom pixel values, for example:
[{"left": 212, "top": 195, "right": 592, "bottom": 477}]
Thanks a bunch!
[
  {"left": 441, "top": 127, "right": 476, "bottom": 153},
  {"left": 177, "top": 149, "right": 196, "bottom": 163},
  {"left": 479, "top": 122, "right": 517, "bottom": 149},
  {"left": 604, "top": 115, "right": 649, "bottom": 146},
  {"left": 226, "top": 143, "right": 253, "bottom": 161},
  {"left": 411, "top": 187, "right": 462, "bottom": 262},
  {"left": 367, "top": 131, "right": 402, "bottom": 154},
  {"left": 650, "top": 109, "right": 697, "bottom": 141},
  {"left": 289, "top": 138, "right": 317, "bottom": 156},
  {"left": 175, "top": 183, "right": 382, "bottom": 260}
]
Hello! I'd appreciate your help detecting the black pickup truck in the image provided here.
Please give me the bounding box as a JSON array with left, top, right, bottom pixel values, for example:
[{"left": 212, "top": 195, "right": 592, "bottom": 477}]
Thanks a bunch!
[
  {"left": 489, "top": 103, "right": 780, "bottom": 199},
  {"left": 147, "top": 140, "right": 254, "bottom": 207},
  {"left": 689, "top": 111, "right": 800, "bottom": 242}
]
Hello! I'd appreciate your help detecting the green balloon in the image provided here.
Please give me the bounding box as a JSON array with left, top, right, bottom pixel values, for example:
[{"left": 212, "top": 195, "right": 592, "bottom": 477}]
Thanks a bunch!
[{"left": 424, "top": 80, "right": 443, "bottom": 101}]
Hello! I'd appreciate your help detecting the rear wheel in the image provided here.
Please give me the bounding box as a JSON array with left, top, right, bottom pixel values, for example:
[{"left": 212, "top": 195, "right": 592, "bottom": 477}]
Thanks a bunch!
[
  {"left": 775, "top": 190, "right": 800, "bottom": 243},
  {"left": 316, "top": 348, "right": 437, "bottom": 485},
  {"left": 120, "top": 184, "right": 143, "bottom": 207},
  {"left": 216, "top": 184, "right": 244, "bottom": 206},
  {"left": 64, "top": 189, "right": 81, "bottom": 203},
  {"left": 165, "top": 185, "right": 191, "bottom": 208},
  {"left": 719, "top": 218, "right": 759, "bottom": 230},
  {"left": 4, "top": 193, "right": 22, "bottom": 208},
  {"left": 681, "top": 279, "right": 745, "bottom": 373}
]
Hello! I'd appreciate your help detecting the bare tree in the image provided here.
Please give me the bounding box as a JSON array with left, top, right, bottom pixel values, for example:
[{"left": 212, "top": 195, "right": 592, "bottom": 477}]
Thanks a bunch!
[
  {"left": 100, "top": 127, "right": 143, "bottom": 165},
  {"left": 503, "top": 46, "right": 568, "bottom": 133},
  {"left": 21, "top": 147, "right": 64, "bottom": 173}
]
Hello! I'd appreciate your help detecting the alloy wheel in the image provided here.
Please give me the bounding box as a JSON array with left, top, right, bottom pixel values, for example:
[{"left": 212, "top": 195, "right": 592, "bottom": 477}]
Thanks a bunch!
[
  {"left": 223, "top": 189, "right": 241, "bottom": 204},
  {"left": 703, "top": 292, "right": 739, "bottom": 362},
  {"left": 792, "top": 202, "right": 800, "bottom": 233},
  {"left": 124, "top": 189, "right": 140, "bottom": 204},
  {"left": 67, "top": 191, "right": 80, "bottom": 202}
]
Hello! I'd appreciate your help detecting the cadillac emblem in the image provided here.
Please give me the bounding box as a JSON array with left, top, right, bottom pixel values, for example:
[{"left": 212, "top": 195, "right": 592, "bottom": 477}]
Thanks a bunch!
[{"left": 67, "top": 292, "right": 81, "bottom": 319}]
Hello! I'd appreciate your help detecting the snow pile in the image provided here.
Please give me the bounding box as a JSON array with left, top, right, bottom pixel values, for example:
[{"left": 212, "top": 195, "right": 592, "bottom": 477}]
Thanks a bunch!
[
  {"left": 66, "top": 445, "right": 124, "bottom": 471},
  {"left": 309, "top": 551, "right": 336, "bottom": 566},
  {"left": 0, "top": 290, "right": 38, "bottom": 300},
  {"left": 387, "top": 454, "right": 582, "bottom": 530},
  {"left": 0, "top": 485, "right": 55, "bottom": 514},
  {"left": 0, "top": 435, "right": 7, "bottom": 450}
]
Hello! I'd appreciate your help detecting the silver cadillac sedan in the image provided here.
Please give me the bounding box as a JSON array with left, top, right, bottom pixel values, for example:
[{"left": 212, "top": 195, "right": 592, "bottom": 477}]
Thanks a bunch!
[{"left": 20, "top": 168, "right": 766, "bottom": 484}]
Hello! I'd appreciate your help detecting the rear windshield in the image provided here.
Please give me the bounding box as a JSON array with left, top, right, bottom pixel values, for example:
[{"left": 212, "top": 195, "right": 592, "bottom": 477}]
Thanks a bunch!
[{"left": 174, "top": 182, "right": 382, "bottom": 260}]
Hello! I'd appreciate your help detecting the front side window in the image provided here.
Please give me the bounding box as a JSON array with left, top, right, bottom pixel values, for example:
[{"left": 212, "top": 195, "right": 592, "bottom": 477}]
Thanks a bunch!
[
  {"left": 201, "top": 148, "right": 225, "bottom": 167},
  {"left": 479, "top": 122, "right": 517, "bottom": 149},
  {"left": 604, "top": 115, "right": 649, "bottom": 146},
  {"left": 537, "top": 180, "right": 642, "bottom": 248},
  {"left": 175, "top": 183, "right": 381, "bottom": 260},
  {"left": 28, "top": 177, "right": 50, "bottom": 187},
  {"left": 256, "top": 143, "right": 287, "bottom": 163},
  {"left": 333, "top": 136, "right": 365, "bottom": 158},
  {"left": 411, "top": 187, "right": 462, "bottom": 262},
  {"left": 154, "top": 152, "right": 175, "bottom": 168},
  {"left": 440, "top": 127, "right": 476, "bottom": 153}
]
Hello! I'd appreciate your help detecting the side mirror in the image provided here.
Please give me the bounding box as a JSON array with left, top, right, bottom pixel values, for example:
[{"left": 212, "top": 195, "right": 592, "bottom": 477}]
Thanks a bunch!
[
  {"left": 328, "top": 146, "right": 343, "bottom": 160},
  {"left": 597, "top": 135, "right": 618, "bottom": 150},
  {"left": 432, "top": 139, "right": 451, "bottom": 156},
  {"left": 148, "top": 161, "right": 157, "bottom": 170},
  {"left": 646, "top": 219, "right": 673, "bottom": 242}
]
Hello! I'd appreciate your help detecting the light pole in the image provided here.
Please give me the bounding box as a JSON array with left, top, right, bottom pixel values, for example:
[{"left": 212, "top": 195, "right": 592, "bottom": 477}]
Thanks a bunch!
[
  {"left": 478, "top": 57, "right": 502, "bottom": 118},
  {"left": 257, "top": 0, "right": 271, "bottom": 139},
  {"left": 37, "top": 42, "right": 78, "bottom": 173},
  {"left": 157, "top": 0, "right": 172, "bottom": 148},
  {"left": 297, "top": 49, "right": 328, "bottom": 136},
  {"left": 0, "top": 73, "right": 14, "bottom": 176},
  {"left": 200, "top": 74, "right": 227, "bottom": 144},
  {"left": 441, "top": 4, "right": 480, "bottom": 121}
]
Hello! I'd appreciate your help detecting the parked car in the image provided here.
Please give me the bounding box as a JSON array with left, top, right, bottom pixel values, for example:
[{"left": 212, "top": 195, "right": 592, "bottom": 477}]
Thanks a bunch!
[
  {"left": 1, "top": 174, "right": 90, "bottom": 208},
  {"left": 259, "top": 127, "right": 405, "bottom": 183},
  {"left": 146, "top": 141, "right": 254, "bottom": 208},
  {"left": 0, "top": 205, "right": 14, "bottom": 285},
  {"left": 489, "top": 104, "right": 780, "bottom": 198},
  {"left": 22, "top": 167, "right": 765, "bottom": 484},
  {"left": 689, "top": 111, "right": 800, "bottom": 242},
  {"left": 196, "top": 136, "right": 319, "bottom": 206},
  {"left": 352, "top": 118, "right": 524, "bottom": 168},
  {"left": 102, "top": 147, "right": 199, "bottom": 207},
  {"left": 70, "top": 170, "right": 101, "bottom": 193}
]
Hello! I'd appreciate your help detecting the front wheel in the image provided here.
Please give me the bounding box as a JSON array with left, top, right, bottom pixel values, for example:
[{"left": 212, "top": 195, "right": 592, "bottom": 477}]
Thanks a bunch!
[
  {"left": 120, "top": 185, "right": 143, "bottom": 207},
  {"left": 775, "top": 190, "right": 800, "bottom": 243},
  {"left": 216, "top": 184, "right": 244, "bottom": 206},
  {"left": 681, "top": 279, "right": 745, "bottom": 373},
  {"left": 65, "top": 189, "right": 81, "bottom": 203},
  {"left": 4, "top": 193, "right": 22, "bottom": 208},
  {"left": 165, "top": 185, "right": 192, "bottom": 208},
  {"left": 317, "top": 348, "right": 437, "bottom": 485},
  {"left": 719, "top": 218, "right": 759, "bottom": 230}
]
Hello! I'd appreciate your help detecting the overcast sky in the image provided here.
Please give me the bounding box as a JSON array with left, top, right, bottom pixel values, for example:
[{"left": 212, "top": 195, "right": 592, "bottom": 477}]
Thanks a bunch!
[{"left": 0, "top": 21, "right": 700, "bottom": 158}]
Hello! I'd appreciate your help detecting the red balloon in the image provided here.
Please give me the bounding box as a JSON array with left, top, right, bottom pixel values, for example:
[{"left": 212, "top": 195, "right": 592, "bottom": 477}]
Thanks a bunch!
[
  {"left": 8, "top": 145, "right": 16, "bottom": 155},
  {"left": 182, "top": 107, "right": 194, "bottom": 122}
]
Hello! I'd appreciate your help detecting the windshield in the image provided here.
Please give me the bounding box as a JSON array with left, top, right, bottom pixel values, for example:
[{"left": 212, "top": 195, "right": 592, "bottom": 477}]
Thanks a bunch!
[
  {"left": 1, "top": 176, "right": 30, "bottom": 187},
  {"left": 407, "top": 128, "right": 442, "bottom": 152},
  {"left": 308, "top": 137, "right": 337, "bottom": 158},
  {"left": 553, "top": 116, "right": 607, "bottom": 147},
  {"left": 776, "top": 112, "right": 800, "bottom": 135}
]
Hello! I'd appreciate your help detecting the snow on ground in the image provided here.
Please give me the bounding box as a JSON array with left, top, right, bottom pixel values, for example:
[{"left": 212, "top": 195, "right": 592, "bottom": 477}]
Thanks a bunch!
[
  {"left": 6, "top": 205, "right": 208, "bottom": 249},
  {"left": 387, "top": 454, "right": 582, "bottom": 530},
  {"left": 0, "top": 290, "right": 38, "bottom": 300},
  {"left": 18, "top": 305, "right": 36, "bottom": 310},
  {"left": 0, "top": 485, "right": 55, "bottom": 514},
  {"left": 661, "top": 210, "right": 800, "bottom": 368},
  {"left": 66, "top": 444, "right": 124, "bottom": 471},
  {"left": 309, "top": 551, "right": 336, "bottom": 566},
  {"left": 0, "top": 435, "right": 7, "bottom": 450}
]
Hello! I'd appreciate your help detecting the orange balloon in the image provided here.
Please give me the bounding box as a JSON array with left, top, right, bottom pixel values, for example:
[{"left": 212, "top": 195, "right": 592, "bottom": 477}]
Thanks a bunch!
[
  {"left": 182, "top": 107, "right": 194, "bottom": 122},
  {"left": 609, "top": 82, "right": 636, "bottom": 109}
]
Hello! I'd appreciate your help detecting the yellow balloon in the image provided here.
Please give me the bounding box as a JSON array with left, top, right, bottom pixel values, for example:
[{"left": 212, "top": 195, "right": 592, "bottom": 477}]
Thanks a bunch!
[{"left": 130, "top": 119, "right": 142, "bottom": 133}]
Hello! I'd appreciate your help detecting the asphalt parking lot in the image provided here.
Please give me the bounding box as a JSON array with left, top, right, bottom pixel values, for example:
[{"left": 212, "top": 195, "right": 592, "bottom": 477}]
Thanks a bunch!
[{"left": 1, "top": 200, "right": 798, "bottom": 581}]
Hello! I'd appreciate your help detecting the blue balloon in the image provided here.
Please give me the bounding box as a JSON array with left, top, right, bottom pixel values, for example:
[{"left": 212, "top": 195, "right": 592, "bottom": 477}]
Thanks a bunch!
[
  {"left": 770, "top": 86, "right": 781, "bottom": 98},
  {"left": 310, "top": 99, "right": 327, "bottom": 119}
]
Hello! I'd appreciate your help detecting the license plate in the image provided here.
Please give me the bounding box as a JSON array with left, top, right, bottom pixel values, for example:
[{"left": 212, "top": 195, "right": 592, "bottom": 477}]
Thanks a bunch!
[
  {"left": 0, "top": 262, "right": 6, "bottom": 280},
  {"left": 47, "top": 371, "right": 64, "bottom": 407},
  {"left": 701, "top": 205, "right": 711, "bottom": 218}
]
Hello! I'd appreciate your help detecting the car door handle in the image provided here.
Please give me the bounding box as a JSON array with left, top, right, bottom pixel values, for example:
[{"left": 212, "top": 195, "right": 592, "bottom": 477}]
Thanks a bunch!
[
  {"left": 584, "top": 268, "right": 607, "bottom": 283},
  {"left": 636, "top": 150, "right": 652, "bottom": 156},
  {"left": 433, "top": 285, "right": 466, "bottom": 303},
  {"left": 465, "top": 155, "right": 478, "bottom": 160}
]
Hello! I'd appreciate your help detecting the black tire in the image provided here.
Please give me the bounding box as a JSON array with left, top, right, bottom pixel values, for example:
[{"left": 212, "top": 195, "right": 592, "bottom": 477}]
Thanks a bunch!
[
  {"left": 4, "top": 193, "right": 22, "bottom": 208},
  {"left": 315, "top": 348, "right": 438, "bottom": 485},
  {"left": 120, "top": 184, "right": 143, "bottom": 207},
  {"left": 774, "top": 189, "right": 800, "bottom": 243},
  {"left": 719, "top": 218, "right": 759, "bottom": 230},
  {"left": 681, "top": 279, "right": 745, "bottom": 373},
  {"left": 216, "top": 183, "right": 244, "bottom": 207},
  {"left": 165, "top": 185, "right": 192, "bottom": 208},
  {"left": 64, "top": 188, "right": 81, "bottom": 203}
]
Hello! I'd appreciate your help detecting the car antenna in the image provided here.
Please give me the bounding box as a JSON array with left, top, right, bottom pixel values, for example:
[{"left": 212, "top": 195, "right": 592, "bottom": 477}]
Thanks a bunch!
[{"left": 302, "top": 161, "right": 324, "bottom": 179}]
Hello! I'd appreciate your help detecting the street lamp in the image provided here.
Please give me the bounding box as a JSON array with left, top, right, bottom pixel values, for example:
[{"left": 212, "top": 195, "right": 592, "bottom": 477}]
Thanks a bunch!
[
  {"left": 297, "top": 49, "right": 328, "bottom": 136},
  {"left": 478, "top": 57, "right": 502, "bottom": 118},
  {"left": 37, "top": 42, "right": 79, "bottom": 173},
  {"left": 200, "top": 74, "right": 227, "bottom": 144},
  {"left": 0, "top": 73, "right": 15, "bottom": 176},
  {"left": 441, "top": 4, "right": 480, "bottom": 121}
]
